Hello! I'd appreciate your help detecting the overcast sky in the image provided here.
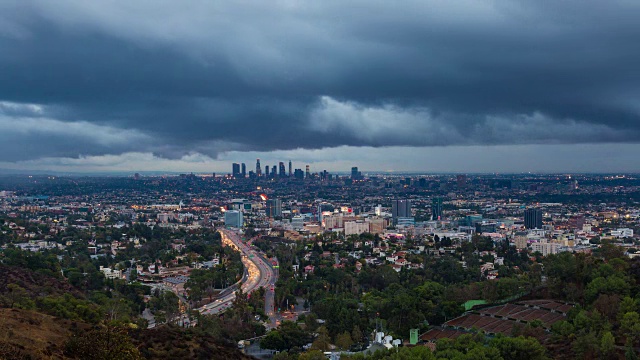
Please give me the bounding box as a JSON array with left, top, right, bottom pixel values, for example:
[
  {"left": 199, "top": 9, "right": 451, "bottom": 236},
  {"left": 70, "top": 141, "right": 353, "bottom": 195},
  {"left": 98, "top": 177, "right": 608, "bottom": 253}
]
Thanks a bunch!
[{"left": 1, "top": 1, "right": 640, "bottom": 173}]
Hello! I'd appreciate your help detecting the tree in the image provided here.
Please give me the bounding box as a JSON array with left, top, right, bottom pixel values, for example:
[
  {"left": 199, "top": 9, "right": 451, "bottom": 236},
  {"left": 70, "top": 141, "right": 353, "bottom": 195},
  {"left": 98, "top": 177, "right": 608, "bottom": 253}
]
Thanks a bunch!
[
  {"left": 3, "top": 284, "right": 33, "bottom": 309},
  {"left": 335, "top": 331, "right": 353, "bottom": 350},
  {"left": 619, "top": 296, "right": 639, "bottom": 319},
  {"left": 599, "top": 331, "right": 616, "bottom": 359},
  {"left": 299, "top": 350, "right": 326, "bottom": 360},
  {"left": 625, "top": 343, "right": 638, "bottom": 360},
  {"left": 64, "top": 325, "right": 142, "bottom": 360},
  {"left": 105, "top": 296, "right": 131, "bottom": 322},
  {"left": 305, "top": 313, "right": 319, "bottom": 332},
  {"left": 311, "top": 326, "right": 331, "bottom": 351},
  {"left": 261, "top": 331, "right": 287, "bottom": 352},
  {"left": 490, "top": 336, "right": 549, "bottom": 360},
  {"left": 129, "top": 269, "right": 138, "bottom": 282},
  {"left": 621, "top": 312, "right": 640, "bottom": 346},
  {"left": 351, "top": 325, "right": 363, "bottom": 344},
  {"left": 585, "top": 276, "right": 630, "bottom": 303},
  {"left": 573, "top": 331, "right": 599, "bottom": 359},
  {"left": 551, "top": 320, "right": 575, "bottom": 340}
]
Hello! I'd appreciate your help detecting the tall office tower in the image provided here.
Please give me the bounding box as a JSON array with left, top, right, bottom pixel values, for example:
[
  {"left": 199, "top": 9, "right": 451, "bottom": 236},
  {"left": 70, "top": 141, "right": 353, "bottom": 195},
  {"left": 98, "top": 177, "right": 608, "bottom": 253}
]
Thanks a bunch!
[
  {"left": 266, "top": 199, "right": 282, "bottom": 217},
  {"left": 294, "top": 169, "right": 304, "bottom": 179},
  {"left": 265, "top": 166, "right": 270, "bottom": 177},
  {"left": 391, "top": 199, "right": 412, "bottom": 225},
  {"left": 272, "top": 165, "right": 276, "bottom": 177},
  {"left": 524, "top": 208, "right": 543, "bottom": 229},
  {"left": 256, "top": 158, "right": 262, "bottom": 176},
  {"left": 224, "top": 210, "right": 243, "bottom": 228},
  {"left": 241, "top": 163, "right": 246, "bottom": 178},
  {"left": 288, "top": 160, "right": 292, "bottom": 177},
  {"left": 317, "top": 203, "right": 334, "bottom": 223},
  {"left": 432, "top": 197, "right": 443, "bottom": 220},
  {"left": 232, "top": 163, "right": 240, "bottom": 177},
  {"left": 279, "top": 162, "right": 286, "bottom": 177},
  {"left": 305, "top": 165, "right": 310, "bottom": 178},
  {"left": 351, "top": 166, "right": 362, "bottom": 180},
  {"left": 457, "top": 174, "right": 467, "bottom": 189}
]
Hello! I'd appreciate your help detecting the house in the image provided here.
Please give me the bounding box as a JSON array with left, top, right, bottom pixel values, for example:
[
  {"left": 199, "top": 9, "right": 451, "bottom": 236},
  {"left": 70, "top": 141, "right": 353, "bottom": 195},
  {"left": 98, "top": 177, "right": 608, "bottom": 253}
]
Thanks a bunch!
[
  {"left": 395, "top": 258, "right": 408, "bottom": 267},
  {"left": 486, "top": 270, "right": 499, "bottom": 280},
  {"left": 480, "top": 262, "right": 495, "bottom": 275},
  {"left": 163, "top": 275, "right": 189, "bottom": 292},
  {"left": 100, "top": 266, "right": 123, "bottom": 280}
]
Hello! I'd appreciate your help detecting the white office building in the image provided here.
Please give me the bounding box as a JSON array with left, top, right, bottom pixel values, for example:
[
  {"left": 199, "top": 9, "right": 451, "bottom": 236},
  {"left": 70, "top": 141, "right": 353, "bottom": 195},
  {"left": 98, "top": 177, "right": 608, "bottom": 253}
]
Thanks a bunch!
[
  {"left": 225, "top": 210, "right": 243, "bottom": 228},
  {"left": 291, "top": 215, "right": 305, "bottom": 230},
  {"left": 345, "top": 221, "right": 370, "bottom": 235}
]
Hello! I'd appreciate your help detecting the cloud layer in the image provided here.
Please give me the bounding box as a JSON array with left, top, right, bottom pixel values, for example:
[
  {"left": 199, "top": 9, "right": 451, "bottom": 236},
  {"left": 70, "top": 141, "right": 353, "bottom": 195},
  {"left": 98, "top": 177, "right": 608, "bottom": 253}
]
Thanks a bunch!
[{"left": 1, "top": 1, "right": 640, "bottom": 170}]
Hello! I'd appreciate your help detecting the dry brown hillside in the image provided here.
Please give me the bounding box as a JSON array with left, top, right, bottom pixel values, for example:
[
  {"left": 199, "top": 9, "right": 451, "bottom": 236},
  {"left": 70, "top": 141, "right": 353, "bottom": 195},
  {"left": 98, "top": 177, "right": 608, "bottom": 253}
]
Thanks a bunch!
[
  {"left": 0, "top": 308, "right": 254, "bottom": 360},
  {"left": 0, "top": 308, "right": 89, "bottom": 359}
]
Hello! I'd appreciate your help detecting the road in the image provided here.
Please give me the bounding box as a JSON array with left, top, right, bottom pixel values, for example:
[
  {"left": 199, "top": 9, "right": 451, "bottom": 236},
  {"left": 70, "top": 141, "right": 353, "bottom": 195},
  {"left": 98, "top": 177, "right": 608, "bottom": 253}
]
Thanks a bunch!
[{"left": 197, "top": 228, "right": 277, "bottom": 327}]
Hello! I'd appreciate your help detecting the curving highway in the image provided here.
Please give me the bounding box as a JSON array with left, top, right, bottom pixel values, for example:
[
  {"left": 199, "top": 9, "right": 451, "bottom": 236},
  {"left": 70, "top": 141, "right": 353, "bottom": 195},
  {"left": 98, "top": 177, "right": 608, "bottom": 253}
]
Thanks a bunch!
[{"left": 198, "top": 228, "right": 277, "bottom": 326}]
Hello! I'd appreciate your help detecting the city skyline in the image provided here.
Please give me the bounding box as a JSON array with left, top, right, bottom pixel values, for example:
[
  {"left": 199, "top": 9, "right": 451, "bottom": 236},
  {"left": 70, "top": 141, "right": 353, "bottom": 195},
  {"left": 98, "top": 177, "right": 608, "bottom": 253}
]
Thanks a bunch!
[
  {"left": 3, "top": 143, "right": 640, "bottom": 174},
  {"left": 1, "top": 2, "right": 640, "bottom": 173}
]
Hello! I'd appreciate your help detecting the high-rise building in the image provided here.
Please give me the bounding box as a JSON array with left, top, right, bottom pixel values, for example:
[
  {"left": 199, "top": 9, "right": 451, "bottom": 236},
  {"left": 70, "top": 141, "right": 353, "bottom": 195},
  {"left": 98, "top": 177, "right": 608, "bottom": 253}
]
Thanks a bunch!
[
  {"left": 391, "top": 199, "right": 411, "bottom": 225},
  {"left": 432, "top": 197, "right": 443, "bottom": 220},
  {"left": 305, "top": 165, "right": 310, "bottom": 178},
  {"left": 232, "top": 163, "right": 240, "bottom": 177},
  {"left": 351, "top": 167, "right": 362, "bottom": 180},
  {"left": 524, "top": 208, "right": 543, "bottom": 229},
  {"left": 294, "top": 169, "right": 304, "bottom": 180},
  {"left": 272, "top": 165, "right": 276, "bottom": 177},
  {"left": 241, "top": 163, "right": 246, "bottom": 178},
  {"left": 265, "top": 166, "right": 270, "bottom": 177},
  {"left": 256, "top": 159, "right": 262, "bottom": 176},
  {"left": 288, "top": 160, "right": 292, "bottom": 177},
  {"left": 224, "top": 210, "right": 243, "bottom": 228},
  {"left": 279, "top": 162, "right": 286, "bottom": 177},
  {"left": 266, "top": 199, "right": 282, "bottom": 218},
  {"left": 367, "top": 217, "right": 387, "bottom": 234},
  {"left": 568, "top": 215, "right": 586, "bottom": 229},
  {"left": 457, "top": 174, "right": 467, "bottom": 189},
  {"left": 317, "top": 203, "right": 334, "bottom": 222}
]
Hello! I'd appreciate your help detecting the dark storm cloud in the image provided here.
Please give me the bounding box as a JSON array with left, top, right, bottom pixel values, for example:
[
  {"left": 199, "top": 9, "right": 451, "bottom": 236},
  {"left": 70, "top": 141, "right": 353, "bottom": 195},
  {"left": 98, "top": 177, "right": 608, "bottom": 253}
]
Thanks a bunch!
[{"left": 1, "top": 1, "right": 640, "bottom": 161}]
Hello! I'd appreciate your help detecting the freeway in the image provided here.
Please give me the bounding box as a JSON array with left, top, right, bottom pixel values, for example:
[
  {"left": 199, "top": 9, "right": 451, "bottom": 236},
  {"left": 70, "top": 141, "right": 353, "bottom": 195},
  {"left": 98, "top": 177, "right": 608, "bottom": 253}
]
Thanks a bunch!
[{"left": 197, "top": 229, "right": 277, "bottom": 326}]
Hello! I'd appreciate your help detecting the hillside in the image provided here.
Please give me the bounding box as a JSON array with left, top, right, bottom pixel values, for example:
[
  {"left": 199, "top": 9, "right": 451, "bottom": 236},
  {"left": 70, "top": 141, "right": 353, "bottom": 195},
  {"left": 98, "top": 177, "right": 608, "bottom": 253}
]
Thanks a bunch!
[
  {"left": 0, "top": 308, "right": 254, "bottom": 360},
  {"left": 0, "top": 308, "right": 89, "bottom": 359},
  {"left": 130, "top": 326, "right": 255, "bottom": 360},
  {"left": 0, "top": 264, "right": 80, "bottom": 298}
]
